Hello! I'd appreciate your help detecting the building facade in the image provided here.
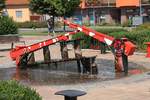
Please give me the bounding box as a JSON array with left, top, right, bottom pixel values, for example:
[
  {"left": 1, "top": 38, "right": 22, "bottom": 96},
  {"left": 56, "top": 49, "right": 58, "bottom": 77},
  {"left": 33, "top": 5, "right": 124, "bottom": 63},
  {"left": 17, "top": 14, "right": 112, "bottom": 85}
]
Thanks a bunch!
[
  {"left": 74, "top": 0, "right": 150, "bottom": 25},
  {"left": 5, "top": 0, "right": 44, "bottom": 22},
  {"left": 4, "top": 0, "right": 150, "bottom": 24}
]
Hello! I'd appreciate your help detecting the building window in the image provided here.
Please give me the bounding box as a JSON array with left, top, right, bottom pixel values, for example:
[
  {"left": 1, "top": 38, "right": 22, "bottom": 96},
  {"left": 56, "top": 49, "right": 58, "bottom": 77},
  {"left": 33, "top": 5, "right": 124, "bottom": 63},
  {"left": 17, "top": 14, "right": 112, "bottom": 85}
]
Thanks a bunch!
[{"left": 16, "top": 11, "right": 22, "bottom": 18}]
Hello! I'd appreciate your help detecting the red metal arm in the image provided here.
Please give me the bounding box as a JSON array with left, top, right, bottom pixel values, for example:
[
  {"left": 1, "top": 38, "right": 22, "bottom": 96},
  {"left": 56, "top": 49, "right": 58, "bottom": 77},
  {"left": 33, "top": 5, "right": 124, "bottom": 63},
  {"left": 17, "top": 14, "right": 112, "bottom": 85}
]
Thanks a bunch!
[
  {"left": 64, "top": 20, "right": 136, "bottom": 56},
  {"left": 10, "top": 35, "right": 69, "bottom": 65},
  {"left": 64, "top": 20, "right": 114, "bottom": 45}
]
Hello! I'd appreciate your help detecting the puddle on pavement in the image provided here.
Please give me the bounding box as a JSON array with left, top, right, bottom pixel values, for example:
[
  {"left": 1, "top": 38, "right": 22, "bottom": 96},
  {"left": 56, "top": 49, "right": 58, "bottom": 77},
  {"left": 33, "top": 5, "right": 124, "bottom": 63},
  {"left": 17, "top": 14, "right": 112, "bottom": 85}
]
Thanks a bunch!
[{"left": 0, "top": 59, "right": 148, "bottom": 86}]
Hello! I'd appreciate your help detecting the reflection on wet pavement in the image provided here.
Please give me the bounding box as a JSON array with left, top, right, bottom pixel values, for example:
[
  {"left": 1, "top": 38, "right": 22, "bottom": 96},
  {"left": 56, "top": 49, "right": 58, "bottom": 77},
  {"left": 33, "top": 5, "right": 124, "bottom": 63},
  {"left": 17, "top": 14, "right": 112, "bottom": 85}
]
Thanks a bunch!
[{"left": 0, "top": 59, "right": 148, "bottom": 86}]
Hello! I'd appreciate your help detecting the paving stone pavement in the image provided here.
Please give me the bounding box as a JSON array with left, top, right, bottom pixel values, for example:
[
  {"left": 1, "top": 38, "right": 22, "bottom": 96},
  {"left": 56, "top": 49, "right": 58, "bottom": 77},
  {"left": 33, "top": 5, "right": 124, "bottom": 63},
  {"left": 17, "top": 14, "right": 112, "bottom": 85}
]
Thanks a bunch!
[{"left": 1, "top": 36, "right": 150, "bottom": 100}]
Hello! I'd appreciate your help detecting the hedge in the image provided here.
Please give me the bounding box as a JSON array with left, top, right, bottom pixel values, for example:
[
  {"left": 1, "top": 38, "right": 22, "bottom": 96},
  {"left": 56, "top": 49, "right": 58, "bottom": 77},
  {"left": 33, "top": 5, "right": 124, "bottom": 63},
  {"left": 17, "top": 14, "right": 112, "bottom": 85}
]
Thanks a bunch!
[
  {"left": 0, "top": 80, "right": 42, "bottom": 100},
  {"left": 17, "top": 21, "right": 47, "bottom": 28},
  {"left": 72, "top": 28, "right": 127, "bottom": 49},
  {"left": 0, "top": 16, "right": 18, "bottom": 35},
  {"left": 17, "top": 21, "right": 63, "bottom": 28},
  {"left": 72, "top": 27, "right": 150, "bottom": 50},
  {"left": 92, "top": 27, "right": 127, "bottom": 34},
  {"left": 109, "top": 29, "right": 150, "bottom": 50}
]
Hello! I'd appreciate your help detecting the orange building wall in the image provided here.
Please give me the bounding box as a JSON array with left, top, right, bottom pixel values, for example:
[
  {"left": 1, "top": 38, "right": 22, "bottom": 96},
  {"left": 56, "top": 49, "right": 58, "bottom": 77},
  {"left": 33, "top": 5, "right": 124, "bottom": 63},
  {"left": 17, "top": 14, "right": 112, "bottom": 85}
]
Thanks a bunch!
[
  {"left": 7, "top": 6, "right": 30, "bottom": 22},
  {"left": 80, "top": 0, "right": 86, "bottom": 9},
  {"left": 116, "top": 0, "right": 140, "bottom": 7}
]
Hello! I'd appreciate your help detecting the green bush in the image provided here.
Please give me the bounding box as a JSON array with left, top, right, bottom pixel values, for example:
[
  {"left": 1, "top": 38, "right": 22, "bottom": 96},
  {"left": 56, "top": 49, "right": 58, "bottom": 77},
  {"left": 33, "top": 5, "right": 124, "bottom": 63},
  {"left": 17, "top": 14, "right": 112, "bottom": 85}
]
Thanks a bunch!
[
  {"left": 72, "top": 32, "right": 91, "bottom": 48},
  {"left": 0, "top": 80, "right": 42, "bottom": 100},
  {"left": 72, "top": 32, "right": 103, "bottom": 49},
  {"left": 109, "top": 29, "right": 150, "bottom": 50},
  {"left": 72, "top": 28, "right": 128, "bottom": 49},
  {"left": 93, "top": 28, "right": 127, "bottom": 34},
  {"left": 109, "top": 31, "right": 128, "bottom": 38},
  {"left": 129, "top": 30, "right": 150, "bottom": 50},
  {"left": 135, "top": 23, "right": 150, "bottom": 30},
  {"left": 0, "top": 16, "right": 18, "bottom": 35},
  {"left": 96, "top": 22, "right": 116, "bottom": 26},
  {"left": 72, "top": 27, "right": 150, "bottom": 51},
  {"left": 17, "top": 21, "right": 63, "bottom": 28},
  {"left": 17, "top": 21, "right": 47, "bottom": 28}
]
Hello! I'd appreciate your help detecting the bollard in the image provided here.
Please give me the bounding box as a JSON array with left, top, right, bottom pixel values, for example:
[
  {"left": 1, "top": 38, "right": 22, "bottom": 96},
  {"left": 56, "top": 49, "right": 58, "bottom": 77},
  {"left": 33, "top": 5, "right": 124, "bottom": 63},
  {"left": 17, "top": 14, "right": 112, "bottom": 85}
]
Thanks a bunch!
[{"left": 55, "top": 90, "right": 86, "bottom": 100}]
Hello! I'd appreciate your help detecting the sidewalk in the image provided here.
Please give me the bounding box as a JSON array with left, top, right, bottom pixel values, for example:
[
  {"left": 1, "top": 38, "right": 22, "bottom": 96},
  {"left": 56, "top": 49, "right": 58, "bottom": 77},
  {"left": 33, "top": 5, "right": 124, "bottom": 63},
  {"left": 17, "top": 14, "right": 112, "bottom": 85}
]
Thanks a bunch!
[
  {"left": 1, "top": 39, "right": 150, "bottom": 100},
  {"left": 32, "top": 72, "right": 150, "bottom": 100}
]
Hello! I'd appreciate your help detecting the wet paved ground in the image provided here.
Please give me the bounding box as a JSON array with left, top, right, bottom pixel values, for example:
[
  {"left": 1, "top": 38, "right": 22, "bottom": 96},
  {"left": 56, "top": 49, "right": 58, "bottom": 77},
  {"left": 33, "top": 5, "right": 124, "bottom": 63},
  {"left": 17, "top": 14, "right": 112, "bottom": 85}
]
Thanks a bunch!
[
  {"left": 0, "top": 48, "right": 148, "bottom": 86},
  {"left": 1, "top": 36, "right": 150, "bottom": 100}
]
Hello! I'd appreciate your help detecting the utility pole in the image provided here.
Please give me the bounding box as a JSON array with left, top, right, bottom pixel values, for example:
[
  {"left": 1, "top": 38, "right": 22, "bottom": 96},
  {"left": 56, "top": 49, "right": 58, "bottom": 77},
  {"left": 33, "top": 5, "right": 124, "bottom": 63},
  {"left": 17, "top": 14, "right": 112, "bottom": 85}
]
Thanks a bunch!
[
  {"left": 93, "top": 6, "right": 95, "bottom": 26},
  {"left": 139, "top": 0, "right": 142, "bottom": 16},
  {"left": 92, "top": 0, "right": 96, "bottom": 26}
]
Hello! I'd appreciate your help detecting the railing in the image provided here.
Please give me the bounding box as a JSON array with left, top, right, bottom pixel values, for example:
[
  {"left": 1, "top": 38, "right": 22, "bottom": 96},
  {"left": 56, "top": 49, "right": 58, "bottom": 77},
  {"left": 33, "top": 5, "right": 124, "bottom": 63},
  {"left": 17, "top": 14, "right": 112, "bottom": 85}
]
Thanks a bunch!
[
  {"left": 83, "top": 0, "right": 150, "bottom": 8},
  {"left": 85, "top": 3, "right": 116, "bottom": 8}
]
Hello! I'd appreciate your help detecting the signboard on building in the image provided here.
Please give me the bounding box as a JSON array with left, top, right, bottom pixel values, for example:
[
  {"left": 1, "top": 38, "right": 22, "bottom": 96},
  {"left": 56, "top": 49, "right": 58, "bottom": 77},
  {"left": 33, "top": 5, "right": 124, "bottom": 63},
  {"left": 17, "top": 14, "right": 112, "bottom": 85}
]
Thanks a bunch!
[
  {"left": 132, "top": 16, "right": 143, "bottom": 26},
  {"left": 116, "top": 0, "right": 140, "bottom": 7}
]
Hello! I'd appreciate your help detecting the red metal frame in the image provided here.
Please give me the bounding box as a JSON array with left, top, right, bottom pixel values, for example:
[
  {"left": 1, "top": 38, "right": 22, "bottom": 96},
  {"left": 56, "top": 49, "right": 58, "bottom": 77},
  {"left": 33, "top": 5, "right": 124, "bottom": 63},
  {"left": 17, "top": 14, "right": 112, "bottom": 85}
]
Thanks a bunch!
[
  {"left": 64, "top": 20, "right": 136, "bottom": 56},
  {"left": 64, "top": 20, "right": 136, "bottom": 72},
  {"left": 10, "top": 35, "right": 69, "bottom": 65},
  {"left": 10, "top": 20, "right": 136, "bottom": 72}
]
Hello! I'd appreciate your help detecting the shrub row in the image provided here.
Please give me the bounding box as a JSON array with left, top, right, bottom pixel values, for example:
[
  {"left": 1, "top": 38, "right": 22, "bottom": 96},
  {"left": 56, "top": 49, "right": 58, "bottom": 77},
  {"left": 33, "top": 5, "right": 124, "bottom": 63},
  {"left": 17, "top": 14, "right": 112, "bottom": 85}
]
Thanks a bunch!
[
  {"left": 0, "top": 16, "right": 18, "bottom": 35},
  {"left": 109, "top": 29, "right": 150, "bottom": 50},
  {"left": 72, "top": 27, "right": 127, "bottom": 49},
  {"left": 17, "top": 21, "right": 47, "bottom": 28},
  {"left": 72, "top": 27, "right": 150, "bottom": 50},
  {"left": 135, "top": 23, "right": 150, "bottom": 30},
  {"left": 0, "top": 80, "right": 41, "bottom": 100},
  {"left": 16, "top": 21, "right": 63, "bottom": 28},
  {"left": 72, "top": 32, "right": 92, "bottom": 48},
  {"left": 92, "top": 27, "right": 127, "bottom": 34}
]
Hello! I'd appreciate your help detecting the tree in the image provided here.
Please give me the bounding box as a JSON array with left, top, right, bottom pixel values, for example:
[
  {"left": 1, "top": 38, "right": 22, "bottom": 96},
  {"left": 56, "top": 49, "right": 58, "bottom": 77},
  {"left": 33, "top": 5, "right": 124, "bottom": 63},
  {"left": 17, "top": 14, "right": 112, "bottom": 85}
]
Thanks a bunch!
[
  {"left": 54, "top": 0, "right": 80, "bottom": 31},
  {"left": 0, "top": 0, "right": 5, "bottom": 13},
  {"left": 29, "top": 0, "right": 80, "bottom": 32},
  {"left": 54, "top": 0, "right": 80, "bottom": 17},
  {"left": 0, "top": 16, "right": 18, "bottom": 35}
]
